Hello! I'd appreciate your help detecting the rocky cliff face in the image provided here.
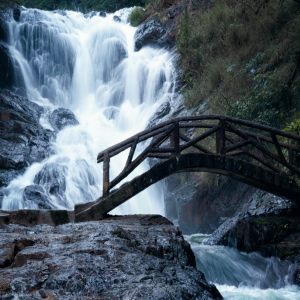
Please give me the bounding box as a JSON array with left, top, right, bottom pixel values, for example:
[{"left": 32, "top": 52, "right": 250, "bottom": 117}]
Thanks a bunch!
[
  {"left": 0, "top": 214, "right": 223, "bottom": 299},
  {"left": 0, "top": 90, "right": 79, "bottom": 209},
  {"left": 0, "top": 91, "right": 55, "bottom": 190}
]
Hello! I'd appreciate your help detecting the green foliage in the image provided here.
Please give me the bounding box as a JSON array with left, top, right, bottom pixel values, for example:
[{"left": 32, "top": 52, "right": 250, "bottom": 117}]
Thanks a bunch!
[
  {"left": 283, "top": 118, "right": 300, "bottom": 171},
  {"left": 128, "top": 6, "right": 145, "bottom": 26},
  {"left": 177, "top": 5, "right": 190, "bottom": 50},
  {"left": 227, "top": 55, "right": 297, "bottom": 127},
  {"left": 284, "top": 119, "right": 300, "bottom": 139},
  {"left": 21, "top": 0, "right": 146, "bottom": 13},
  {"left": 176, "top": 0, "right": 300, "bottom": 129}
]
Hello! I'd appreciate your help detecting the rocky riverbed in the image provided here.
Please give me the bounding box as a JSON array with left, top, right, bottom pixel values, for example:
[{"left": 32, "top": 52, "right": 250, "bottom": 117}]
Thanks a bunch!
[{"left": 0, "top": 214, "right": 222, "bottom": 299}]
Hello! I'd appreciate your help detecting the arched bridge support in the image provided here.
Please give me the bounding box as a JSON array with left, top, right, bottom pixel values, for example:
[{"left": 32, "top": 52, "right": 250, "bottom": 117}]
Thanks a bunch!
[{"left": 75, "top": 153, "right": 300, "bottom": 222}]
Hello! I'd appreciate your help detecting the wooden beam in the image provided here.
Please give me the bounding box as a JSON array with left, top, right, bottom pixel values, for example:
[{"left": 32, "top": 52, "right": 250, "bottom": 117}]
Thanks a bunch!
[
  {"left": 102, "top": 152, "right": 110, "bottom": 197},
  {"left": 179, "top": 133, "right": 214, "bottom": 154}
]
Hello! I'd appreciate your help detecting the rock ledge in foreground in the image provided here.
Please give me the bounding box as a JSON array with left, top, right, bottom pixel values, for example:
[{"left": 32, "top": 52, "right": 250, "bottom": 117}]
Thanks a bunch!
[{"left": 0, "top": 214, "right": 223, "bottom": 299}]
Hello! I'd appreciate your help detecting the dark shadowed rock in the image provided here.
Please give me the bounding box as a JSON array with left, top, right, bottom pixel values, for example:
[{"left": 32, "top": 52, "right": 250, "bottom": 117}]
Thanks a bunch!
[
  {"left": 0, "top": 42, "right": 15, "bottom": 89},
  {"left": 205, "top": 191, "right": 298, "bottom": 248},
  {"left": 34, "top": 162, "right": 67, "bottom": 199},
  {"left": 0, "top": 90, "right": 56, "bottom": 189},
  {"left": 165, "top": 174, "right": 260, "bottom": 234},
  {"left": 204, "top": 191, "right": 300, "bottom": 267},
  {"left": 0, "top": 41, "right": 25, "bottom": 94},
  {"left": 134, "top": 19, "right": 174, "bottom": 51},
  {"left": 13, "top": 8, "right": 21, "bottom": 22},
  {"left": 84, "top": 11, "right": 96, "bottom": 18},
  {"left": 113, "top": 15, "right": 121, "bottom": 22},
  {"left": 54, "top": 9, "right": 67, "bottom": 16},
  {"left": 0, "top": 215, "right": 223, "bottom": 299},
  {"left": 99, "top": 10, "right": 106, "bottom": 17},
  {"left": 147, "top": 101, "right": 171, "bottom": 129},
  {"left": 23, "top": 185, "right": 52, "bottom": 210},
  {"left": 49, "top": 107, "right": 79, "bottom": 131},
  {"left": 0, "top": 14, "right": 6, "bottom": 42}
]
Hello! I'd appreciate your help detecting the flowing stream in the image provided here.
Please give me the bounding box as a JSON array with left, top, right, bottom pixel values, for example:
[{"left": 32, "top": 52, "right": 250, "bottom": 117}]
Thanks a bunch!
[
  {"left": 185, "top": 234, "right": 300, "bottom": 299},
  {"left": 1, "top": 8, "right": 176, "bottom": 214}
]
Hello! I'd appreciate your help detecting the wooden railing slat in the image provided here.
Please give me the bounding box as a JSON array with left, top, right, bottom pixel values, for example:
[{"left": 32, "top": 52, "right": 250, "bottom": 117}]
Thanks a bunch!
[
  {"left": 179, "top": 133, "right": 213, "bottom": 154},
  {"left": 180, "top": 125, "right": 220, "bottom": 152}
]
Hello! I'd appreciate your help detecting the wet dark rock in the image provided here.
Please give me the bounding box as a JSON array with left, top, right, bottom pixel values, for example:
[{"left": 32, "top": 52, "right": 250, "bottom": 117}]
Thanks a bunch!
[
  {"left": 12, "top": 8, "right": 20, "bottom": 22},
  {"left": 166, "top": 175, "right": 260, "bottom": 234},
  {"left": 99, "top": 10, "right": 106, "bottom": 17},
  {"left": 113, "top": 15, "right": 121, "bottom": 22},
  {"left": 49, "top": 107, "right": 79, "bottom": 131},
  {"left": 0, "top": 15, "right": 6, "bottom": 42},
  {"left": 204, "top": 191, "right": 300, "bottom": 262},
  {"left": 23, "top": 185, "right": 52, "bottom": 210},
  {"left": 34, "top": 162, "right": 67, "bottom": 201},
  {"left": 0, "top": 42, "right": 23, "bottom": 91},
  {"left": 85, "top": 11, "right": 106, "bottom": 18},
  {"left": 54, "top": 9, "right": 67, "bottom": 16},
  {"left": 147, "top": 101, "right": 171, "bottom": 129},
  {"left": 0, "top": 90, "right": 56, "bottom": 188},
  {"left": 0, "top": 215, "right": 223, "bottom": 299},
  {"left": 134, "top": 19, "right": 174, "bottom": 51},
  {"left": 84, "top": 11, "right": 96, "bottom": 18}
]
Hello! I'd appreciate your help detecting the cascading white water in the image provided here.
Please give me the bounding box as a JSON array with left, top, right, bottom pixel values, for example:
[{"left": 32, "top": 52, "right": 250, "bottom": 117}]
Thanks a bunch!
[
  {"left": 1, "top": 7, "right": 176, "bottom": 214},
  {"left": 185, "top": 234, "right": 300, "bottom": 300}
]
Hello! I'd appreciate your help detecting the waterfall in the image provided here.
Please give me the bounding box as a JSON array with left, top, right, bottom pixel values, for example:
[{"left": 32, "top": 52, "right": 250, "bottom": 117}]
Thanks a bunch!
[{"left": 1, "top": 8, "right": 176, "bottom": 214}]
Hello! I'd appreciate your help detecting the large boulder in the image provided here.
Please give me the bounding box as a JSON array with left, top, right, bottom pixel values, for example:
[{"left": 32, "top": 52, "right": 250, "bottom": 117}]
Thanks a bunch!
[
  {"left": 113, "top": 15, "right": 121, "bottom": 22},
  {"left": 99, "top": 10, "right": 106, "bottom": 17},
  {"left": 23, "top": 185, "right": 52, "bottom": 210},
  {"left": 49, "top": 107, "right": 79, "bottom": 131},
  {"left": 34, "top": 162, "right": 67, "bottom": 199},
  {"left": 204, "top": 191, "right": 298, "bottom": 253},
  {"left": 134, "top": 19, "right": 174, "bottom": 51}
]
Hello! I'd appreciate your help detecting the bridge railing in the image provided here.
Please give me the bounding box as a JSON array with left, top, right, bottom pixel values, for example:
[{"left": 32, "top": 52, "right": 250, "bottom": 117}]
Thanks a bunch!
[{"left": 97, "top": 115, "right": 300, "bottom": 197}]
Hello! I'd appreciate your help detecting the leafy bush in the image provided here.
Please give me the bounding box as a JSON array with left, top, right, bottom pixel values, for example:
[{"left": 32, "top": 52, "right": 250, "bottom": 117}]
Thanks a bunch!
[
  {"left": 176, "top": 0, "right": 300, "bottom": 129},
  {"left": 129, "top": 6, "right": 145, "bottom": 26}
]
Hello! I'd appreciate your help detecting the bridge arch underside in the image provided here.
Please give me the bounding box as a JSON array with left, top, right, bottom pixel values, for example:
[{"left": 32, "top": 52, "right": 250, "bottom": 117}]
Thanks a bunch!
[{"left": 75, "top": 153, "right": 300, "bottom": 222}]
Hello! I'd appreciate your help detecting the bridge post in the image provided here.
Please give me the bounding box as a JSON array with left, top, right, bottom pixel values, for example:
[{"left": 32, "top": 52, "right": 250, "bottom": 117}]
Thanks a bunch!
[
  {"left": 216, "top": 119, "right": 226, "bottom": 155},
  {"left": 103, "top": 152, "right": 110, "bottom": 197},
  {"left": 170, "top": 121, "right": 180, "bottom": 156}
]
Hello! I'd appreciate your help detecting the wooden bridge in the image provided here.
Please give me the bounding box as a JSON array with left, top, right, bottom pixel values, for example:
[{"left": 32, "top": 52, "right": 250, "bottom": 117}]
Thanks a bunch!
[{"left": 75, "top": 115, "right": 300, "bottom": 222}]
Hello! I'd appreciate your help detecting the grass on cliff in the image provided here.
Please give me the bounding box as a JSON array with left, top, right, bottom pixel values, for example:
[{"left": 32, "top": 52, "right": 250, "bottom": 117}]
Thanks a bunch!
[
  {"left": 128, "top": 6, "right": 145, "bottom": 26},
  {"left": 177, "top": 0, "right": 300, "bottom": 129}
]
